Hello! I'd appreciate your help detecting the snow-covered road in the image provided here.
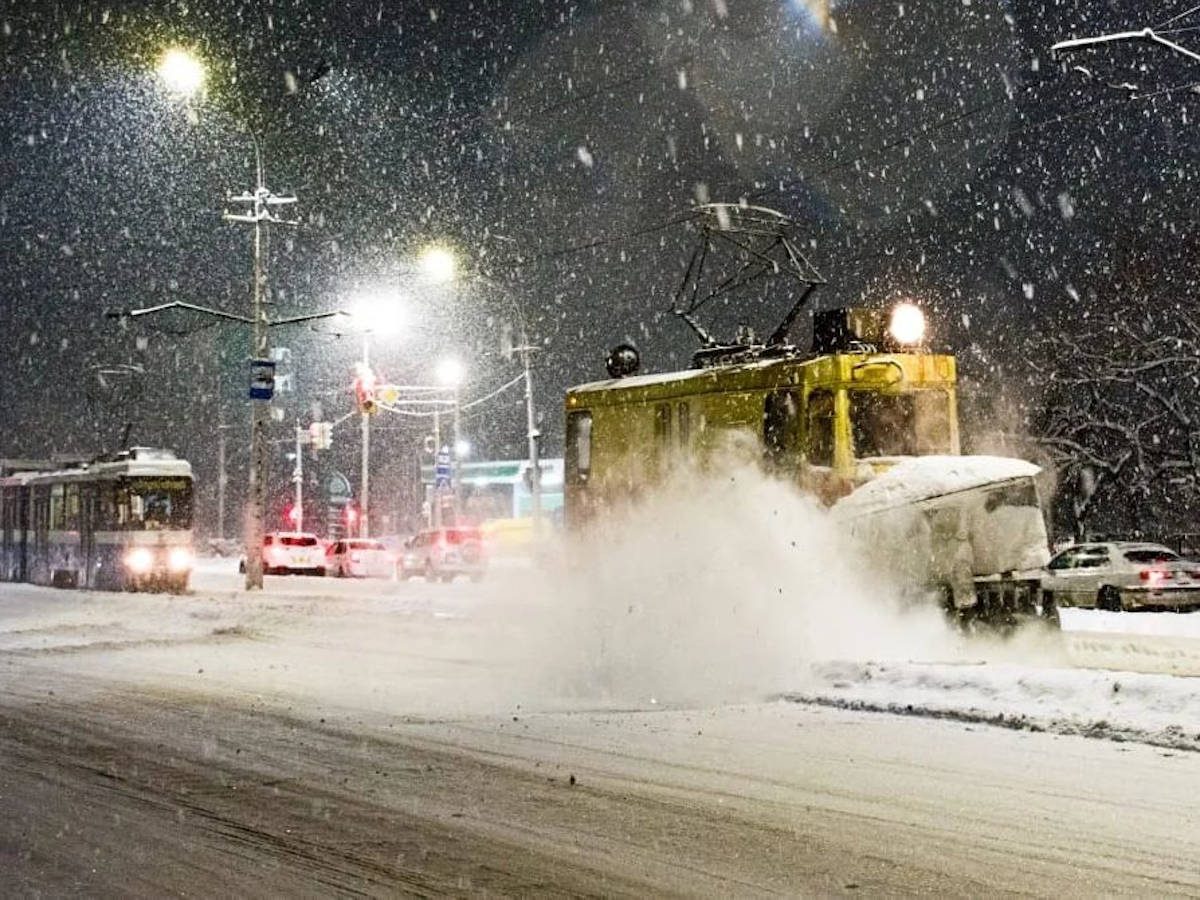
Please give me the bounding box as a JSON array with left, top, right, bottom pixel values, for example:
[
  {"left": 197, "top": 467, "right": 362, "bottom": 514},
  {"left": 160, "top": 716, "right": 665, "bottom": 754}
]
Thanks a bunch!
[{"left": 2, "top": 568, "right": 1200, "bottom": 894}]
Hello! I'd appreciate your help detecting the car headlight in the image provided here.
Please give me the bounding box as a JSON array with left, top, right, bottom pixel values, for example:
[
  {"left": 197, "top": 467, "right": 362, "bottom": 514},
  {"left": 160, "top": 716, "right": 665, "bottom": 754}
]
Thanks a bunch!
[
  {"left": 125, "top": 547, "right": 153, "bottom": 574},
  {"left": 168, "top": 547, "right": 194, "bottom": 572},
  {"left": 889, "top": 303, "right": 926, "bottom": 345}
]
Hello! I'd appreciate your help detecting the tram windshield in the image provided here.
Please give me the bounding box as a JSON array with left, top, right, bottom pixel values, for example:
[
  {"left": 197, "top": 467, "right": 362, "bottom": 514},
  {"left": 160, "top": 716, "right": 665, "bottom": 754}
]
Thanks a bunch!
[
  {"left": 99, "top": 477, "right": 193, "bottom": 530},
  {"left": 850, "top": 390, "right": 951, "bottom": 459}
]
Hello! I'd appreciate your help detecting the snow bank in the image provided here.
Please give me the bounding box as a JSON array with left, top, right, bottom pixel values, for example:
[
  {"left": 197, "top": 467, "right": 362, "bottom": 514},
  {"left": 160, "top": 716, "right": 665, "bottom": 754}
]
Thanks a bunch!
[{"left": 786, "top": 658, "right": 1200, "bottom": 752}]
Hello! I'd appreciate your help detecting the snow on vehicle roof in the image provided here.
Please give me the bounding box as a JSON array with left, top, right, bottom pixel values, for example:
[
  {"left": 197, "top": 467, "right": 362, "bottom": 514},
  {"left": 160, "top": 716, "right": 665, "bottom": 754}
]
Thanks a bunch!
[{"left": 833, "top": 455, "right": 1041, "bottom": 518}]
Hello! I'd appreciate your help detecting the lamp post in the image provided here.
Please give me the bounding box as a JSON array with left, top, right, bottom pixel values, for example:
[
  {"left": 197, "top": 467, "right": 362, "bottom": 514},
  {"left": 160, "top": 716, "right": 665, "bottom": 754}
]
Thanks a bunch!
[
  {"left": 146, "top": 47, "right": 341, "bottom": 589},
  {"left": 436, "top": 357, "right": 465, "bottom": 525}
]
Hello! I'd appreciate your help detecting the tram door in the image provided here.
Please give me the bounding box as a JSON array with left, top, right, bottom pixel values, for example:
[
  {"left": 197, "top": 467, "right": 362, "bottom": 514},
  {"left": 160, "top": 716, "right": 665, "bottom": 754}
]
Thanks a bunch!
[
  {"left": 15, "top": 489, "right": 29, "bottom": 582},
  {"left": 80, "top": 486, "right": 96, "bottom": 588}
]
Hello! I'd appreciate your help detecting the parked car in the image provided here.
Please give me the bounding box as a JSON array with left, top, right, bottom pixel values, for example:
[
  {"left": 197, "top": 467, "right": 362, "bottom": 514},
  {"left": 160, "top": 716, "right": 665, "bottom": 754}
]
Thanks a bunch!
[
  {"left": 325, "top": 538, "right": 395, "bottom": 578},
  {"left": 238, "top": 532, "right": 325, "bottom": 576},
  {"left": 1041, "top": 542, "right": 1200, "bottom": 611},
  {"left": 398, "top": 527, "right": 486, "bottom": 582}
]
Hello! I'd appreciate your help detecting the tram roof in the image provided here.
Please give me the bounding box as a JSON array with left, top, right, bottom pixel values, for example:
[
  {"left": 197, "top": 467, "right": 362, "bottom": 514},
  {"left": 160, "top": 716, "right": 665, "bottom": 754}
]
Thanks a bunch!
[{"left": 0, "top": 449, "right": 192, "bottom": 485}]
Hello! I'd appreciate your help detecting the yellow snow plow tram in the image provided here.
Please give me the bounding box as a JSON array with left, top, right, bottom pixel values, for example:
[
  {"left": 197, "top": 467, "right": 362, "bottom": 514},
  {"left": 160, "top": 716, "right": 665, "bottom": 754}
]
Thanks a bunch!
[
  {"left": 563, "top": 304, "right": 1052, "bottom": 627},
  {"left": 565, "top": 306, "right": 958, "bottom": 513}
]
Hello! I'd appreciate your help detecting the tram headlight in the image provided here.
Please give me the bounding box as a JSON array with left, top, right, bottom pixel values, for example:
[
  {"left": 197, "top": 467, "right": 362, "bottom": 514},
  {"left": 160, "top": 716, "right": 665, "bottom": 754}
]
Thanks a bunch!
[
  {"left": 889, "top": 303, "right": 926, "bottom": 346},
  {"left": 125, "top": 547, "right": 153, "bottom": 574},
  {"left": 168, "top": 547, "right": 194, "bottom": 573}
]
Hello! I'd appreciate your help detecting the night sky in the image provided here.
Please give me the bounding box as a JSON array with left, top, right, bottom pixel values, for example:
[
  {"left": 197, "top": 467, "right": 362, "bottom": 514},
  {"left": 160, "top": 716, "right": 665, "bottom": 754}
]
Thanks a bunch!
[{"left": 2, "top": 0, "right": 1197, "bottom": 535}]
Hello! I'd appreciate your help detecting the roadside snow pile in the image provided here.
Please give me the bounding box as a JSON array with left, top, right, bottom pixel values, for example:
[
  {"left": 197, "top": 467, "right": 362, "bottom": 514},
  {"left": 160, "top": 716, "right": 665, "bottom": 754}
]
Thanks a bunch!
[
  {"left": 1060, "top": 607, "right": 1200, "bottom": 677},
  {"left": 784, "top": 659, "right": 1200, "bottom": 752}
]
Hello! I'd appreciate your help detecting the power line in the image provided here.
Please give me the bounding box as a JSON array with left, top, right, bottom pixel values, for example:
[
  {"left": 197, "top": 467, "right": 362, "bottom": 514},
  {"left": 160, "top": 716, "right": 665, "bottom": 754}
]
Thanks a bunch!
[{"left": 1158, "top": 2, "right": 1200, "bottom": 29}]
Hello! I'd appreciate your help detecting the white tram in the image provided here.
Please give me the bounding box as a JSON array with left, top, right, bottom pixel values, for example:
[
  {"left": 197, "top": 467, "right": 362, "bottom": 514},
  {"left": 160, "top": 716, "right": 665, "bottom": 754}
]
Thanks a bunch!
[{"left": 0, "top": 447, "right": 194, "bottom": 592}]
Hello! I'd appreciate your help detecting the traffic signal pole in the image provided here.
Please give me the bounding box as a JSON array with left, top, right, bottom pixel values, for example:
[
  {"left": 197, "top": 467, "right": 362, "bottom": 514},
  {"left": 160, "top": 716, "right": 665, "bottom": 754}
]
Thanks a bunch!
[
  {"left": 360, "top": 333, "right": 370, "bottom": 538},
  {"left": 293, "top": 419, "right": 304, "bottom": 533}
]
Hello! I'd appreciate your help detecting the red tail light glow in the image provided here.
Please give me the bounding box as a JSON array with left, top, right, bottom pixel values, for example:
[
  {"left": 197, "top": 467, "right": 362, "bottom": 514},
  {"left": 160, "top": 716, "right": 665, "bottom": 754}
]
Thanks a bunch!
[{"left": 1140, "top": 570, "right": 1166, "bottom": 586}]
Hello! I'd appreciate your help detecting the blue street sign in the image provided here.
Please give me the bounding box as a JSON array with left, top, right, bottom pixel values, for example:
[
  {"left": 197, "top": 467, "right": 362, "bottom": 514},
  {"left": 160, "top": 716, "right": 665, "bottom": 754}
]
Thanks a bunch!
[{"left": 249, "top": 358, "right": 276, "bottom": 400}]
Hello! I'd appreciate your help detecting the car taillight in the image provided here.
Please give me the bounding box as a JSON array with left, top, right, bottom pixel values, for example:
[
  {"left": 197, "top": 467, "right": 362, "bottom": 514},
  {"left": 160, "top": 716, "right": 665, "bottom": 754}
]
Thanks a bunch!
[{"left": 1140, "top": 570, "right": 1166, "bottom": 585}]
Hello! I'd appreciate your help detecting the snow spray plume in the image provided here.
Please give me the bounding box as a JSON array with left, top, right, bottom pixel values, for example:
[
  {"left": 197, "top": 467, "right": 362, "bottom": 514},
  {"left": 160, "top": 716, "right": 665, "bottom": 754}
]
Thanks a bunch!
[{"left": 531, "top": 454, "right": 957, "bottom": 707}]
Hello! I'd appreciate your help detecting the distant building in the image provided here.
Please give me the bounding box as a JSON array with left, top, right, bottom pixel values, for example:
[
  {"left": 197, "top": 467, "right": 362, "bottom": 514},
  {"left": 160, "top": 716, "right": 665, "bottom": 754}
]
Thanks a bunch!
[{"left": 420, "top": 458, "right": 564, "bottom": 525}]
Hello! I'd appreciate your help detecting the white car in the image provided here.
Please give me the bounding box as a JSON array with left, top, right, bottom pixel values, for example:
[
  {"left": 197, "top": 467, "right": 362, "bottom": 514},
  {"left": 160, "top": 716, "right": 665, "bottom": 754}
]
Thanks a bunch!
[
  {"left": 324, "top": 539, "right": 395, "bottom": 578},
  {"left": 239, "top": 532, "right": 326, "bottom": 576},
  {"left": 1041, "top": 542, "right": 1200, "bottom": 611}
]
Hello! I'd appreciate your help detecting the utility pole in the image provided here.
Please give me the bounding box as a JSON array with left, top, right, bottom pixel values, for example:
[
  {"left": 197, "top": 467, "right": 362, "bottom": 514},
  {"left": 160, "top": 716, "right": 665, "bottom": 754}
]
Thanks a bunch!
[
  {"left": 519, "top": 338, "right": 542, "bottom": 537},
  {"left": 217, "top": 405, "right": 228, "bottom": 541},
  {"left": 293, "top": 419, "right": 304, "bottom": 532},
  {"left": 432, "top": 407, "right": 443, "bottom": 529},
  {"left": 224, "top": 135, "right": 297, "bottom": 590},
  {"left": 451, "top": 386, "right": 461, "bottom": 525},
  {"left": 360, "top": 334, "right": 370, "bottom": 538}
]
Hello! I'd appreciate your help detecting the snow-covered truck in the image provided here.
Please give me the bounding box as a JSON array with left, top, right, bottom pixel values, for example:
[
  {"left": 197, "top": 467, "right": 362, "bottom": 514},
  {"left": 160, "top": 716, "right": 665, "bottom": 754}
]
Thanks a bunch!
[{"left": 831, "top": 456, "right": 1053, "bottom": 625}]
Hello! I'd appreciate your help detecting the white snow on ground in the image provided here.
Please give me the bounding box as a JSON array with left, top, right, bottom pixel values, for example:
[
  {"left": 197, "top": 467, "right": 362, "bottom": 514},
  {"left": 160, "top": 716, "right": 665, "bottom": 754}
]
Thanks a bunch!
[
  {"left": 787, "top": 657, "right": 1200, "bottom": 752},
  {"left": 5, "top": 463, "right": 1200, "bottom": 753}
]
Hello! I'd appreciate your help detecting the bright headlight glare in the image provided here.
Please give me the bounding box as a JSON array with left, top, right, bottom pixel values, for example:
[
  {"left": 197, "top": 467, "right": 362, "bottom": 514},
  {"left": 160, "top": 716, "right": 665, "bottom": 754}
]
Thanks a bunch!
[
  {"left": 890, "top": 303, "right": 926, "bottom": 345},
  {"left": 125, "top": 548, "right": 153, "bottom": 574},
  {"left": 168, "top": 547, "right": 193, "bottom": 572}
]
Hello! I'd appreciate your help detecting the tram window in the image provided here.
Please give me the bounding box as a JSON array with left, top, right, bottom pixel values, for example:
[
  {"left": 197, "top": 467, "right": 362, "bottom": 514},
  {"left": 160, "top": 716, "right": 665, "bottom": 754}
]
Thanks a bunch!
[
  {"left": 764, "top": 391, "right": 800, "bottom": 467},
  {"left": 64, "top": 484, "right": 79, "bottom": 531},
  {"left": 124, "top": 477, "right": 193, "bottom": 529},
  {"left": 49, "top": 484, "right": 65, "bottom": 530},
  {"left": 805, "top": 390, "right": 835, "bottom": 468},
  {"left": 851, "top": 391, "right": 950, "bottom": 458},
  {"left": 654, "top": 404, "right": 672, "bottom": 447},
  {"left": 566, "top": 411, "right": 593, "bottom": 482}
]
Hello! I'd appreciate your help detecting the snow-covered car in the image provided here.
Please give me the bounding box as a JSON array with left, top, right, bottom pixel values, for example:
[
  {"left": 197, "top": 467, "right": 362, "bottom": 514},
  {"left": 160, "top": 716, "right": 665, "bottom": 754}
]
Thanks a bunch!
[
  {"left": 398, "top": 527, "right": 486, "bottom": 583},
  {"left": 238, "top": 532, "right": 326, "bottom": 576},
  {"left": 324, "top": 538, "right": 395, "bottom": 578},
  {"left": 1041, "top": 542, "right": 1200, "bottom": 611}
]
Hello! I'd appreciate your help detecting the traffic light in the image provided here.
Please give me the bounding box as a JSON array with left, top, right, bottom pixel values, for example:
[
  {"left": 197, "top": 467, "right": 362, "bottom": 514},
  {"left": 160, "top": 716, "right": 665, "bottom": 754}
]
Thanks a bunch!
[
  {"left": 353, "top": 365, "right": 378, "bottom": 414},
  {"left": 286, "top": 505, "right": 301, "bottom": 527}
]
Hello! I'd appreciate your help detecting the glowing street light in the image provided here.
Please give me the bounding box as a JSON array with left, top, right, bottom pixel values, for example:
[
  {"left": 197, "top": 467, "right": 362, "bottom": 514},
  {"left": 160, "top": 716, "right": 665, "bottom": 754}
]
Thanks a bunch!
[
  {"left": 420, "top": 246, "right": 457, "bottom": 283},
  {"left": 436, "top": 357, "right": 465, "bottom": 387},
  {"left": 351, "top": 291, "right": 406, "bottom": 338},
  {"left": 157, "top": 48, "right": 206, "bottom": 96}
]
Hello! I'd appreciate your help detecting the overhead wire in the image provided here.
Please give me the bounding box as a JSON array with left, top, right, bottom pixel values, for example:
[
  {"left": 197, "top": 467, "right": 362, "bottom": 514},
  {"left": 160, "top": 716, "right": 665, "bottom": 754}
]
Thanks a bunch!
[{"left": 1158, "top": 2, "right": 1200, "bottom": 29}]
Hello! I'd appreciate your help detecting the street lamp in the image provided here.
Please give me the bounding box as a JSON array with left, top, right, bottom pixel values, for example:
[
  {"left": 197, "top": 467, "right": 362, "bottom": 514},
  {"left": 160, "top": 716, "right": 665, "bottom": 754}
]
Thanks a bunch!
[
  {"left": 144, "top": 49, "right": 334, "bottom": 591},
  {"left": 433, "top": 357, "right": 465, "bottom": 526},
  {"left": 157, "top": 48, "right": 206, "bottom": 96},
  {"left": 420, "top": 246, "right": 457, "bottom": 283},
  {"left": 351, "top": 292, "right": 405, "bottom": 538}
]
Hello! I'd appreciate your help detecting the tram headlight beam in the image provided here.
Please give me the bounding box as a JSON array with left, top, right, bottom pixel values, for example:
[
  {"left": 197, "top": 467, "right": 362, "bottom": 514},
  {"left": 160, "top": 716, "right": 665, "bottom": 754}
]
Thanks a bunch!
[
  {"left": 125, "top": 547, "right": 154, "bottom": 574},
  {"left": 889, "top": 303, "right": 926, "bottom": 346},
  {"left": 168, "top": 547, "right": 194, "bottom": 573}
]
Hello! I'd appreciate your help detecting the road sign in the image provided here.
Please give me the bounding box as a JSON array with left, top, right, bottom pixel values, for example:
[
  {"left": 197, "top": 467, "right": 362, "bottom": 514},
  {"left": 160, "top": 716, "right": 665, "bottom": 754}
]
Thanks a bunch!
[
  {"left": 326, "top": 471, "right": 352, "bottom": 503},
  {"left": 249, "top": 359, "right": 276, "bottom": 400},
  {"left": 435, "top": 450, "right": 452, "bottom": 490}
]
